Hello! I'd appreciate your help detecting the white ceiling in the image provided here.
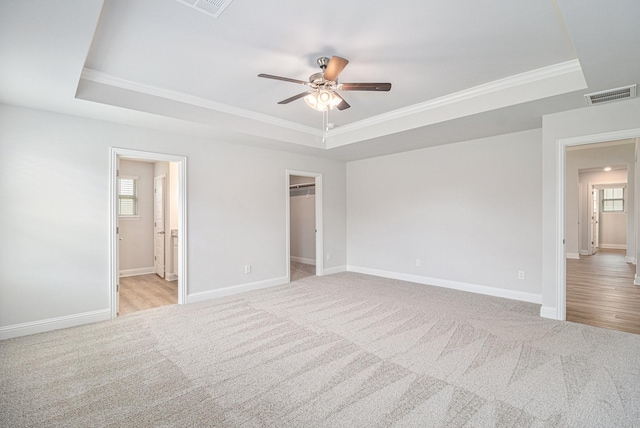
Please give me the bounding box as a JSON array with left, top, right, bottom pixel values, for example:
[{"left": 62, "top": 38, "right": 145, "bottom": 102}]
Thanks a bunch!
[{"left": 1, "top": 0, "right": 639, "bottom": 161}]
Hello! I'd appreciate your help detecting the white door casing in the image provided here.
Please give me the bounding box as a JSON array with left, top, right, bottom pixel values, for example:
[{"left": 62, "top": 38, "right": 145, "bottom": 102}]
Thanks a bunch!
[
  {"left": 110, "top": 147, "right": 188, "bottom": 319},
  {"left": 285, "top": 169, "right": 323, "bottom": 283},
  {"left": 154, "top": 175, "right": 166, "bottom": 278},
  {"left": 555, "top": 129, "right": 640, "bottom": 321},
  {"left": 592, "top": 187, "right": 599, "bottom": 253}
]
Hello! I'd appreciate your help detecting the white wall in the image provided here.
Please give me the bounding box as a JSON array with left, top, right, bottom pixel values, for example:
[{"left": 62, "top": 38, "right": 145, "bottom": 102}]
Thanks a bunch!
[
  {"left": 347, "top": 128, "right": 543, "bottom": 302},
  {"left": 118, "top": 159, "right": 154, "bottom": 273},
  {"left": 566, "top": 143, "right": 634, "bottom": 257},
  {"left": 541, "top": 96, "right": 640, "bottom": 318},
  {"left": 0, "top": 104, "right": 346, "bottom": 335},
  {"left": 599, "top": 212, "right": 626, "bottom": 247}
]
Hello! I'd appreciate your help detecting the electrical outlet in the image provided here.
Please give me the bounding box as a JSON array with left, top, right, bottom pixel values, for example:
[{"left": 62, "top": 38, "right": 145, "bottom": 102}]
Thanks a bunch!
[
  {"left": 244, "top": 265, "right": 251, "bottom": 274},
  {"left": 518, "top": 270, "right": 525, "bottom": 280},
  {"left": 415, "top": 259, "right": 421, "bottom": 267},
  {"left": 327, "top": 253, "right": 332, "bottom": 261}
]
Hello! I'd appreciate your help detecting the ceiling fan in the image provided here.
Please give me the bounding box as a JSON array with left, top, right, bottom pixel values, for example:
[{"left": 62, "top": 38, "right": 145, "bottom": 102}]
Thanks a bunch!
[{"left": 258, "top": 56, "right": 391, "bottom": 112}]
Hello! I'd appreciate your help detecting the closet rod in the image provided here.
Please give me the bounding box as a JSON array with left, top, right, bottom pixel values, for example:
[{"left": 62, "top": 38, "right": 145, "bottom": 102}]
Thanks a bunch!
[{"left": 289, "top": 183, "right": 315, "bottom": 189}]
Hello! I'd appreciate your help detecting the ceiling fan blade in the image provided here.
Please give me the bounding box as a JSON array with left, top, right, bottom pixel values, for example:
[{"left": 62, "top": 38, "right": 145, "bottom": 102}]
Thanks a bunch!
[
  {"left": 278, "top": 91, "right": 312, "bottom": 104},
  {"left": 258, "top": 74, "right": 308, "bottom": 85},
  {"left": 322, "top": 56, "right": 349, "bottom": 82},
  {"left": 332, "top": 92, "right": 350, "bottom": 110},
  {"left": 340, "top": 82, "right": 392, "bottom": 91}
]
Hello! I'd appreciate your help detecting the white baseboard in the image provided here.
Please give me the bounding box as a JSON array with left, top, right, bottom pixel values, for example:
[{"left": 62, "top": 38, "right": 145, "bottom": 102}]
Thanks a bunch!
[
  {"left": 540, "top": 306, "right": 559, "bottom": 320},
  {"left": 626, "top": 257, "right": 636, "bottom": 265},
  {"left": 291, "top": 256, "right": 316, "bottom": 266},
  {"left": 598, "top": 244, "right": 626, "bottom": 250},
  {"left": 635, "top": 276, "right": 640, "bottom": 286},
  {"left": 165, "top": 273, "right": 178, "bottom": 281},
  {"left": 322, "top": 265, "right": 347, "bottom": 275},
  {"left": 347, "top": 266, "right": 542, "bottom": 304},
  {"left": 119, "top": 267, "right": 155, "bottom": 277},
  {"left": 186, "top": 276, "right": 288, "bottom": 304},
  {"left": 579, "top": 250, "right": 591, "bottom": 256},
  {"left": 566, "top": 253, "right": 580, "bottom": 260},
  {"left": 0, "top": 309, "right": 111, "bottom": 340}
]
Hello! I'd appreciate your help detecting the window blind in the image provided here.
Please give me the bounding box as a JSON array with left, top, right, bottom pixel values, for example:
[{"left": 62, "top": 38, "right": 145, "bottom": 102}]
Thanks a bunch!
[{"left": 118, "top": 177, "right": 138, "bottom": 216}]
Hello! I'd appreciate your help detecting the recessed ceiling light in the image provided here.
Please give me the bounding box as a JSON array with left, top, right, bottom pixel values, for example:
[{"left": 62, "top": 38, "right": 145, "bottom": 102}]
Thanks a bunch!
[{"left": 604, "top": 167, "right": 612, "bottom": 171}]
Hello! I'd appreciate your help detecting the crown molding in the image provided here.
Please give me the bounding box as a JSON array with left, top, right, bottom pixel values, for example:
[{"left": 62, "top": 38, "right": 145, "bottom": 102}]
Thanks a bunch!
[
  {"left": 80, "top": 68, "right": 322, "bottom": 137},
  {"left": 81, "top": 60, "right": 584, "bottom": 150},
  {"left": 327, "top": 59, "right": 584, "bottom": 138}
]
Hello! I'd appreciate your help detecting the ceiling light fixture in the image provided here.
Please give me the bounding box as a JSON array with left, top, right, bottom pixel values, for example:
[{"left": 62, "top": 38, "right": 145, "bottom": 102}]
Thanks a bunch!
[
  {"left": 604, "top": 167, "right": 612, "bottom": 171},
  {"left": 304, "top": 90, "right": 342, "bottom": 111}
]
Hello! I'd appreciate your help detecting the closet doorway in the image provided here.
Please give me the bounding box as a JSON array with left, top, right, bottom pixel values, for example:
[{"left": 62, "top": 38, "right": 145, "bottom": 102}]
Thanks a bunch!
[{"left": 286, "top": 170, "right": 323, "bottom": 282}]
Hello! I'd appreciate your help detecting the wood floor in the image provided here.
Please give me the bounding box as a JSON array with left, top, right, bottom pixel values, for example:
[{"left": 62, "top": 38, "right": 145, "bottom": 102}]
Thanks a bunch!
[
  {"left": 119, "top": 274, "right": 178, "bottom": 316},
  {"left": 566, "top": 248, "right": 640, "bottom": 334}
]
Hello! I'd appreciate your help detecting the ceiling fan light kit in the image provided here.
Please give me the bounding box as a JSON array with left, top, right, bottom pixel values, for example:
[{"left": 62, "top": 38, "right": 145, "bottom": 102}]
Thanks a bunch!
[
  {"left": 258, "top": 56, "right": 392, "bottom": 113},
  {"left": 304, "top": 90, "right": 342, "bottom": 111}
]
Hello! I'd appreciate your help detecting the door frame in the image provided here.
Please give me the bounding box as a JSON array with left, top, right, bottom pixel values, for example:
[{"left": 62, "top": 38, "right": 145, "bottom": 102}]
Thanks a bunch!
[
  {"left": 286, "top": 169, "right": 323, "bottom": 282},
  {"left": 109, "top": 148, "right": 188, "bottom": 318},
  {"left": 588, "top": 183, "right": 600, "bottom": 256},
  {"left": 556, "top": 129, "right": 640, "bottom": 320}
]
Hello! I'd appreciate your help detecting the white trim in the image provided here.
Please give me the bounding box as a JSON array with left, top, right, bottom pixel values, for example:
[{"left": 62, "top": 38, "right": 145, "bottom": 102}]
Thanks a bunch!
[
  {"left": 286, "top": 170, "right": 324, "bottom": 281},
  {"left": 327, "top": 60, "right": 584, "bottom": 142},
  {"left": 626, "top": 257, "right": 636, "bottom": 265},
  {"left": 635, "top": 276, "right": 640, "bottom": 286},
  {"left": 556, "top": 128, "right": 640, "bottom": 321},
  {"left": 323, "top": 265, "right": 347, "bottom": 275},
  {"left": 84, "top": 62, "right": 582, "bottom": 150},
  {"left": 119, "top": 267, "right": 155, "bottom": 277},
  {"left": 347, "top": 266, "right": 542, "bottom": 304},
  {"left": 82, "top": 68, "right": 321, "bottom": 138},
  {"left": 110, "top": 148, "right": 188, "bottom": 319},
  {"left": 598, "top": 244, "right": 626, "bottom": 250},
  {"left": 579, "top": 250, "right": 591, "bottom": 255},
  {"left": 166, "top": 273, "right": 178, "bottom": 281},
  {"left": 291, "top": 256, "right": 316, "bottom": 266},
  {"left": 0, "top": 309, "right": 111, "bottom": 340},
  {"left": 566, "top": 253, "right": 580, "bottom": 259},
  {"left": 539, "top": 306, "right": 558, "bottom": 320},
  {"left": 186, "top": 276, "right": 288, "bottom": 304}
]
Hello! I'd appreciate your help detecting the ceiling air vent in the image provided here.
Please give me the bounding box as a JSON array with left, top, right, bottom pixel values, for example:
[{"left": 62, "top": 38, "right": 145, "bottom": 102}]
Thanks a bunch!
[
  {"left": 585, "top": 84, "right": 637, "bottom": 106},
  {"left": 175, "top": 0, "right": 235, "bottom": 18}
]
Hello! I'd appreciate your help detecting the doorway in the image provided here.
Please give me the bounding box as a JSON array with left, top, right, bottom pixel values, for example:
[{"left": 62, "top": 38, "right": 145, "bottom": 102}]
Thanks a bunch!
[
  {"left": 110, "top": 148, "right": 188, "bottom": 319},
  {"left": 286, "top": 170, "right": 323, "bottom": 282},
  {"left": 562, "top": 138, "right": 638, "bottom": 332}
]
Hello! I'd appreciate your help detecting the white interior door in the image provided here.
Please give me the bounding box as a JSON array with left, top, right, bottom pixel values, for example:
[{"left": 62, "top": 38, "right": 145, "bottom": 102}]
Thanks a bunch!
[{"left": 154, "top": 176, "right": 165, "bottom": 278}]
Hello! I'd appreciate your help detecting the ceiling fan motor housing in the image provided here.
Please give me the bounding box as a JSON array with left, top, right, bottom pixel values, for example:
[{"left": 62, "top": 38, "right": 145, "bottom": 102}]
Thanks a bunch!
[{"left": 316, "top": 57, "right": 331, "bottom": 70}]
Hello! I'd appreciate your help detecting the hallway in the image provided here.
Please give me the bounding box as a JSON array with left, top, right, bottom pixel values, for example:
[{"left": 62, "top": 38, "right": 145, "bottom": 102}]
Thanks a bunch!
[{"left": 567, "top": 248, "right": 640, "bottom": 334}]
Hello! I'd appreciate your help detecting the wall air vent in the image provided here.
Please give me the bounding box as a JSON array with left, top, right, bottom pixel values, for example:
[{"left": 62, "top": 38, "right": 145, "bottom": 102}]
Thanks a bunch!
[
  {"left": 585, "top": 84, "right": 637, "bottom": 106},
  {"left": 175, "top": 0, "right": 235, "bottom": 18}
]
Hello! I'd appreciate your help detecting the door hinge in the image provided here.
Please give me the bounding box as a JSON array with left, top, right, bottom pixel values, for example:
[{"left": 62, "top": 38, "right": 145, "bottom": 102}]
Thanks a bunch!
[
  {"left": 117, "top": 169, "right": 120, "bottom": 177},
  {"left": 116, "top": 226, "right": 119, "bottom": 234},
  {"left": 116, "top": 283, "right": 119, "bottom": 292}
]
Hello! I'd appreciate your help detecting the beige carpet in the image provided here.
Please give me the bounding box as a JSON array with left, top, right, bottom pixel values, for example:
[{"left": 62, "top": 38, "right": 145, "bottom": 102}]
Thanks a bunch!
[{"left": 2, "top": 272, "right": 640, "bottom": 427}]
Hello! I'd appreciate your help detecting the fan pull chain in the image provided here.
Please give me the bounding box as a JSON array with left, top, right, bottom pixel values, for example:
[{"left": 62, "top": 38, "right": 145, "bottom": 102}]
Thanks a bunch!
[{"left": 322, "top": 109, "right": 328, "bottom": 144}]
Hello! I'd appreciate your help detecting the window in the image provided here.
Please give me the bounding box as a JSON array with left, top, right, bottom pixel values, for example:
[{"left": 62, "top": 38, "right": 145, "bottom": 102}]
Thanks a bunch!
[
  {"left": 118, "top": 176, "right": 138, "bottom": 216},
  {"left": 601, "top": 187, "right": 624, "bottom": 212}
]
